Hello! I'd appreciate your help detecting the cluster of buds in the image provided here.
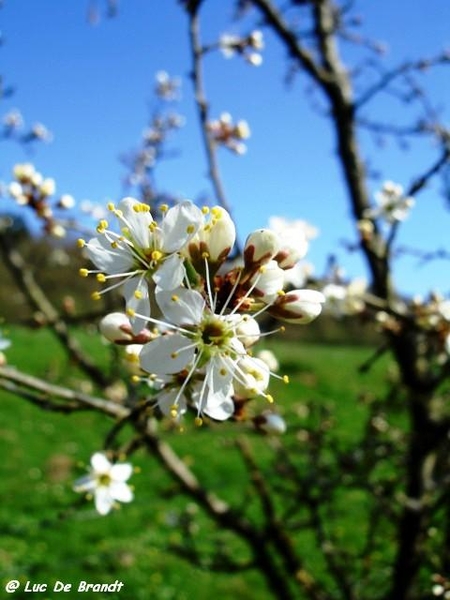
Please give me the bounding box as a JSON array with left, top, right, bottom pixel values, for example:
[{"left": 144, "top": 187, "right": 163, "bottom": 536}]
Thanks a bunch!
[
  {"left": 79, "top": 197, "right": 324, "bottom": 426},
  {"left": 207, "top": 112, "right": 250, "bottom": 154},
  {"left": 7, "top": 163, "right": 74, "bottom": 237},
  {"left": 219, "top": 30, "right": 264, "bottom": 66},
  {"left": 123, "top": 72, "right": 184, "bottom": 203},
  {"left": 154, "top": 70, "right": 181, "bottom": 101},
  {"left": 363, "top": 180, "right": 415, "bottom": 225},
  {"left": 2, "top": 109, "right": 53, "bottom": 144}
]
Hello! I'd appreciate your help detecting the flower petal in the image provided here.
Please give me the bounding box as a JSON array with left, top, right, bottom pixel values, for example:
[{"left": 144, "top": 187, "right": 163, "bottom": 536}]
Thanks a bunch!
[
  {"left": 153, "top": 254, "right": 186, "bottom": 290},
  {"left": 109, "top": 481, "right": 134, "bottom": 504},
  {"left": 161, "top": 201, "right": 203, "bottom": 253},
  {"left": 139, "top": 333, "right": 196, "bottom": 374},
  {"left": 86, "top": 235, "right": 134, "bottom": 274},
  {"left": 91, "top": 452, "right": 112, "bottom": 473},
  {"left": 123, "top": 276, "right": 151, "bottom": 334},
  {"left": 156, "top": 288, "right": 205, "bottom": 327},
  {"left": 94, "top": 487, "right": 114, "bottom": 515},
  {"left": 110, "top": 463, "right": 133, "bottom": 482}
]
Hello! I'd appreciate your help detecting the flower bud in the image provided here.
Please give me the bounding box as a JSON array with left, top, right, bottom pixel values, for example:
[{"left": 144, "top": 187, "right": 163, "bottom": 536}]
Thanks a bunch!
[
  {"left": 99, "top": 312, "right": 134, "bottom": 343},
  {"left": 270, "top": 289, "right": 325, "bottom": 324},
  {"left": 244, "top": 229, "right": 280, "bottom": 270},
  {"left": 233, "top": 356, "right": 270, "bottom": 399},
  {"left": 256, "top": 349, "right": 279, "bottom": 372},
  {"left": 274, "top": 232, "right": 309, "bottom": 269},
  {"left": 253, "top": 411, "right": 286, "bottom": 435},
  {"left": 250, "top": 260, "right": 285, "bottom": 303},
  {"left": 187, "top": 206, "right": 236, "bottom": 266},
  {"left": 40, "top": 178, "right": 56, "bottom": 197},
  {"left": 234, "top": 120, "right": 250, "bottom": 140},
  {"left": 235, "top": 315, "right": 260, "bottom": 348}
]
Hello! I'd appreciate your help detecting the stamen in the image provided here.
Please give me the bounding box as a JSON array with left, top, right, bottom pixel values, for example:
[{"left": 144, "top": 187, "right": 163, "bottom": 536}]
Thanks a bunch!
[
  {"left": 230, "top": 269, "right": 263, "bottom": 315},
  {"left": 219, "top": 268, "right": 243, "bottom": 315},
  {"left": 204, "top": 257, "right": 215, "bottom": 310}
]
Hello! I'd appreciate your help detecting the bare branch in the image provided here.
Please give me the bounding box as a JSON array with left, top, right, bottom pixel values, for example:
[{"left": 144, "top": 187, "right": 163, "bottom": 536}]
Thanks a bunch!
[
  {"left": 187, "top": 6, "right": 239, "bottom": 246},
  {"left": 0, "top": 366, "right": 129, "bottom": 418}
]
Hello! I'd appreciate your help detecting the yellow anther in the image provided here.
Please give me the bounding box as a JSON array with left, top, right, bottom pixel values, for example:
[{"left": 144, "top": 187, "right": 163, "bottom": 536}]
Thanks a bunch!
[
  {"left": 211, "top": 207, "right": 222, "bottom": 218},
  {"left": 186, "top": 224, "right": 196, "bottom": 234},
  {"left": 131, "top": 375, "right": 140, "bottom": 383},
  {"left": 126, "top": 308, "right": 136, "bottom": 317},
  {"left": 134, "top": 290, "right": 143, "bottom": 299},
  {"left": 121, "top": 227, "right": 130, "bottom": 235},
  {"left": 151, "top": 250, "right": 163, "bottom": 261},
  {"left": 115, "top": 209, "right": 123, "bottom": 218},
  {"left": 277, "top": 289, "right": 286, "bottom": 296},
  {"left": 170, "top": 351, "right": 179, "bottom": 359},
  {"left": 170, "top": 405, "right": 178, "bottom": 418},
  {"left": 266, "top": 394, "right": 274, "bottom": 404},
  {"left": 201, "top": 206, "right": 210, "bottom": 214},
  {"left": 111, "top": 241, "right": 119, "bottom": 249},
  {"left": 259, "top": 265, "right": 267, "bottom": 273},
  {"left": 280, "top": 326, "right": 286, "bottom": 333},
  {"left": 79, "top": 268, "right": 89, "bottom": 277},
  {"left": 194, "top": 417, "right": 203, "bottom": 427},
  {"left": 171, "top": 295, "right": 179, "bottom": 302},
  {"left": 283, "top": 375, "right": 290, "bottom": 384},
  {"left": 96, "top": 273, "right": 106, "bottom": 283},
  {"left": 201, "top": 251, "right": 210, "bottom": 259},
  {"left": 159, "top": 203, "right": 169, "bottom": 213},
  {"left": 91, "top": 291, "right": 101, "bottom": 301},
  {"left": 96, "top": 219, "right": 108, "bottom": 232},
  {"left": 219, "top": 368, "right": 227, "bottom": 376},
  {"left": 107, "top": 202, "right": 115, "bottom": 211},
  {"left": 126, "top": 353, "right": 139, "bottom": 363},
  {"left": 77, "top": 238, "right": 86, "bottom": 248},
  {"left": 149, "top": 221, "right": 158, "bottom": 232}
]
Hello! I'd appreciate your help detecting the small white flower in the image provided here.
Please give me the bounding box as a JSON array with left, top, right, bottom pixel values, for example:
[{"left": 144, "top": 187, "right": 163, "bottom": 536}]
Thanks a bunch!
[
  {"left": 73, "top": 452, "right": 134, "bottom": 515},
  {"left": 365, "top": 181, "right": 414, "bottom": 224},
  {"left": 80, "top": 198, "right": 203, "bottom": 333}
]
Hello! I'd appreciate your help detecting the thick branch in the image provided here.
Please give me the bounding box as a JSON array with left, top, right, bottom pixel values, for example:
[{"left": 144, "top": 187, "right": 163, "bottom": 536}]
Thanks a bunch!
[{"left": 0, "top": 366, "right": 129, "bottom": 418}]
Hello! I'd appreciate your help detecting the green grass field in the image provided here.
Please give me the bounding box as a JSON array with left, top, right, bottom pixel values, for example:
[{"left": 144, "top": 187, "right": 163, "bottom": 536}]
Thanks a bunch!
[{"left": 0, "top": 327, "right": 395, "bottom": 599}]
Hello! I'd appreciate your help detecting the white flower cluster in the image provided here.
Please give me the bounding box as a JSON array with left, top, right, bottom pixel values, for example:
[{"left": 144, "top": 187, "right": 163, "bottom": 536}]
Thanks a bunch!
[
  {"left": 2, "top": 109, "right": 53, "bottom": 143},
  {"left": 364, "top": 180, "right": 414, "bottom": 224},
  {"left": 79, "top": 197, "right": 324, "bottom": 424},
  {"left": 219, "top": 30, "right": 264, "bottom": 66},
  {"left": 207, "top": 112, "right": 250, "bottom": 155},
  {"left": 8, "top": 163, "right": 74, "bottom": 237}
]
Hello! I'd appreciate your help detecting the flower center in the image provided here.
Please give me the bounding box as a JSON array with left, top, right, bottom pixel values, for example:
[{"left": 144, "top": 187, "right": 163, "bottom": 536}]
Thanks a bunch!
[
  {"left": 97, "top": 473, "right": 112, "bottom": 486},
  {"left": 200, "top": 317, "right": 230, "bottom": 347}
]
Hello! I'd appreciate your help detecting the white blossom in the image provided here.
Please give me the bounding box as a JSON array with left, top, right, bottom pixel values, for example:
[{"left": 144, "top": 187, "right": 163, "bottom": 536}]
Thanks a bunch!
[{"left": 73, "top": 452, "right": 134, "bottom": 515}]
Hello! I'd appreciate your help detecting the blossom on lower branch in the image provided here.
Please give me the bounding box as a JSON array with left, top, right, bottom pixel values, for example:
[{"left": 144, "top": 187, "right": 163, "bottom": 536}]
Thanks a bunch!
[{"left": 73, "top": 452, "right": 134, "bottom": 515}]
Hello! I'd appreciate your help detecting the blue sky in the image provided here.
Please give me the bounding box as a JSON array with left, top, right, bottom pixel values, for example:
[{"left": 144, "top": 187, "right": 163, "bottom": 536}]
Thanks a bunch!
[{"left": 2, "top": 0, "right": 450, "bottom": 296}]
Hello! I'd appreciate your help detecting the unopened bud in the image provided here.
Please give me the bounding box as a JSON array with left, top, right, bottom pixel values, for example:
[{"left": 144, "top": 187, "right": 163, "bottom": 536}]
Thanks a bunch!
[
  {"left": 99, "top": 312, "right": 134, "bottom": 343},
  {"left": 253, "top": 412, "right": 287, "bottom": 435},
  {"left": 270, "top": 289, "right": 325, "bottom": 324},
  {"left": 244, "top": 229, "right": 280, "bottom": 269}
]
